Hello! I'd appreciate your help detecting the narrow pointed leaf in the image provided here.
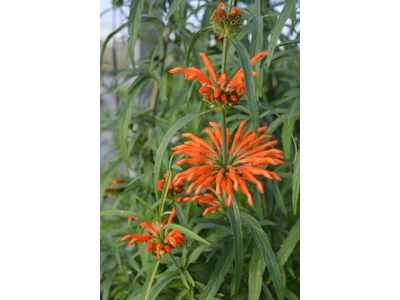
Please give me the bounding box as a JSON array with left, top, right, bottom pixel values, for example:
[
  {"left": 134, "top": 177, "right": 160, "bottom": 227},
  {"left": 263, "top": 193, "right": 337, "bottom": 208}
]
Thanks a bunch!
[
  {"left": 231, "top": 39, "right": 259, "bottom": 133},
  {"left": 228, "top": 195, "right": 243, "bottom": 297},
  {"left": 292, "top": 149, "right": 300, "bottom": 214},
  {"left": 186, "top": 27, "right": 213, "bottom": 66},
  {"left": 165, "top": 0, "right": 184, "bottom": 21},
  {"left": 249, "top": 247, "right": 266, "bottom": 300},
  {"left": 128, "top": 0, "right": 144, "bottom": 69},
  {"left": 100, "top": 209, "right": 144, "bottom": 219},
  {"left": 134, "top": 195, "right": 157, "bottom": 219},
  {"left": 241, "top": 213, "right": 283, "bottom": 300},
  {"left": 277, "top": 218, "right": 300, "bottom": 267},
  {"left": 202, "top": 242, "right": 234, "bottom": 300},
  {"left": 100, "top": 23, "right": 127, "bottom": 73},
  {"left": 163, "top": 223, "right": 211, "bottom": 246},
  {"left": 117, "top": 78, "right": 148, "bottom": 167},
  {"left": 266, "top": 0, "right": 297, "bottom": 67},
  {"left": 153, "top": 110, "right": 212, "bottom": 199},
  {"left": 127, "top": 171, "right": 153, "bottom": 186}
]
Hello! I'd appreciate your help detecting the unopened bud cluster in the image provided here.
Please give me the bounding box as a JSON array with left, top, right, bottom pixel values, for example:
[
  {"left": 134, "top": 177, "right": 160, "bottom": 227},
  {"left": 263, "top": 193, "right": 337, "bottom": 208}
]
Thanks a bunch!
[
  {"left": 210, "top": 3, "right": 244, "bottom": 39},
  {"left": 199, "top": 85, "right": 242, "bottom": 112}
]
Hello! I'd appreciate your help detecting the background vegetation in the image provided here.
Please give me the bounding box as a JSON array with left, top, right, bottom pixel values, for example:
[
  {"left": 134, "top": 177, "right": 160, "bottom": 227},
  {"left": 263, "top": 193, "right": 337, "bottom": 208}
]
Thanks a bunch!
[{"left": 100, "top": 0, "right": 300, "bottom": 299}]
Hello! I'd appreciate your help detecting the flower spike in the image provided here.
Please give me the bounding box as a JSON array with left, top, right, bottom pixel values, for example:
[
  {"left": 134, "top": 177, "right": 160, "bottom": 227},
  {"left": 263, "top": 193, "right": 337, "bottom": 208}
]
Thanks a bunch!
[{"left": 172, "top": 120, "right": 284, "bottom": 208}]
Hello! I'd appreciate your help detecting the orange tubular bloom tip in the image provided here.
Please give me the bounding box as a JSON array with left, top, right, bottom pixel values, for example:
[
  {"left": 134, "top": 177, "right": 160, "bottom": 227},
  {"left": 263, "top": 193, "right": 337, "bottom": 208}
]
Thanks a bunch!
[
  {"left": 156, "top": 243, "right": 162, "bottom": 260},
  {"left": 169, "top": 52, "right": 268, "bottom": 111},
  {"left": 157, "top": 179, "right": 165, "bottom": 191},
  {"left": 220, "top": 10, "right": 225, "bottom": 15},
  {"left": 171, "top": 120, "right": 284, "bottom": 207},
  {"left": 219, "top": 3, "right": 224, "bottom": 7}
]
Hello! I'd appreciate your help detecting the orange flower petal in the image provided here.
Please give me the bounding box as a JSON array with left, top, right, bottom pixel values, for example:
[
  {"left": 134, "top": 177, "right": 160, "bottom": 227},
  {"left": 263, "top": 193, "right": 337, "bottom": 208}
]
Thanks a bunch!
[{"left": 199, "top": 52, "right": 217, "bottom": 80}]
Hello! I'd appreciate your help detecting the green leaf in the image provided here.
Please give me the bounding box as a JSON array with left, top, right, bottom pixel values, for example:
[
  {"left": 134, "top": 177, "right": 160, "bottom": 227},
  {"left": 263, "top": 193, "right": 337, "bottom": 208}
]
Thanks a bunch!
[
  {"left": 134, "top": 195, "right": 157, "bottom": 219},
  {"left": 277, "top": 219, "right": 300, "bottom": 267},
  {"left": 117, "top": 78, "right": 147, "bottom": 167},
  {"left": 249, "top": 16, "right": 263, "bottom": 57},
  {"left": 100, "top": 23, "right": 127, "bottom": 74},
  {"left": 231, "top": 39, "right": 259, "bottom": 133},
  {"left": 102, "top": 266, "right": 118, "bottom": 300},
  {"left": 172, "top": 201, "right": 192, "bottom": 242},
  {"left": 151, "top": 69, "right": 167, "bottom": 101},
  {"left": 153, "top": 110, "right": 212, "bottom": 199},
  {"left": 163, "top": 224, "right": 211, "bottom": 246},
  {"left": 127, "top": 171, "right": 154, "bottom": 186},
  {"left": 281, "top": 118, "right": 294, "bottom": 160},
  {"left": 186, "top": 27, "right": 213, "bottom": 66},
  {"left": 165, "top": 0, "right": 184, "bottom": 21},
  {"left": 187, "top": 244, "right": 209, "bottom": 267},
  {"left": 141, "top": 259, "right": 160, "bottom": 300},
  {"left": 266, "top": 0, "right": 297, "bottom": 67},
  {"left": 292, "top": 149, "right": 300, "bottom": 215},
  {"left": 241, "top": 213, "right": 283, "bottom": 300},
  {"left": 285, "top": 288, "right": 300, "bottom": 300},
  {"left": 272, "top": 181, "right": 287, "bottom": 216},
  {"left": 262, "top": 284, "right": 276, "bottom": 300},
  {"left": 194, "top": 223, "right": 232, "bottom": 235},
  {"left": 228, "top": 195, "right": 243, "bottom": 297},
  {"left": 202, "top": 242, "right": 235, "bottom": 300},
  {"left": 128, "top": 0, "right": 144, "bottom": 69},
  {"left": 248, "top": 247, "right": 266, "bottom": 300},
  {"left": 275, "top": 38, "right": 300, "bottom": 49},
  {"left": 100, "top": 209, "right": 144, "bottom": 219}
]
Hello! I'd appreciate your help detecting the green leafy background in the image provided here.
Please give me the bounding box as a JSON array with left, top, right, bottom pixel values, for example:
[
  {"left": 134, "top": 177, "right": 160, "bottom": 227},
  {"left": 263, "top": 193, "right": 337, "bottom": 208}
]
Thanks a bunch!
[{"left": 101, "top": 0, "right": 300, "bottom": 299}]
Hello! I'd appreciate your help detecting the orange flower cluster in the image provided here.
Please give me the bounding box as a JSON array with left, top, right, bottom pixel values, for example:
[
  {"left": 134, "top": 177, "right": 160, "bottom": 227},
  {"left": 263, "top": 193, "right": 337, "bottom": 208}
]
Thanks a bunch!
[
  {"left": 210, "top": 3, "right": 244, "bottom": 38},
  {"left": 104, "top": 178, "right": 125, "bottom": 194},
  {"left": 120, "top": 208, "right": 184, "bottom": 260},
  {"left": 157, "top": 172, "right": 185, "bottom": 201},
  {"left": 169, "top": 51, "right": 268, "bottom": 112},
  {"left": 172, "top": 120, "right": 284, "bottom": 207}
]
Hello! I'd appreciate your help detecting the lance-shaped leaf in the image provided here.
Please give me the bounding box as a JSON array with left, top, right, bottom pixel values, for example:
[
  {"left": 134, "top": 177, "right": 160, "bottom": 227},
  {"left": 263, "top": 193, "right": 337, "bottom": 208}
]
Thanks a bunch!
[
  {"left": 202, "top": 242, "right": 234, "bottom": 300},
  {"left": 163, "top": 223, "right": 211, "bottom": 246},
  {"left": 228, "top": 195, "right": 243, "bottom": 297},
  {"left": 266, "top": 0, "right": 297, "bottom": 67},
  {"left": 186, "top": 27, "right": 213, "bottom": 66},
  {"left": 231, "top": 39, "right": 259, "bottom": 133},
  {"left": 153, "top": 110, "right": 212, "bottom": 199},
  {"left": 292, "top": 149, "right": 300, "bottom": 214},
  {"left": 241, "top": 212, "right": 283, "bottom": 300},
  {"left": 128, "top": 0, "right": 144, "bottom": 70},
  {"left": 277, "top": 218, "right": 300, "bottom": 267}
]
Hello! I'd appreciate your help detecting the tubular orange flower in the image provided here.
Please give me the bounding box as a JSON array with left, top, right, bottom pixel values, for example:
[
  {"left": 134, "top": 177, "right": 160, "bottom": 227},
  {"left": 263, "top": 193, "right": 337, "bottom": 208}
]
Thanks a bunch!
[
  {"left": 179, "top": 192, "right": 221, "bottom": 216},
  {"left": 120, "top": 211, "right": 184, "bottom": 260},
  {"left": 104, "top": 178, "right": 125, "bottom": 194},
  {"left": 172, "top": 120, "right": 284, "bottom": 207},
  {"left": 169, "top": 51, "right": 268, "bottom": 111},
  {"left": 157, "top": 172, "right": 185, "bottom": 202}
]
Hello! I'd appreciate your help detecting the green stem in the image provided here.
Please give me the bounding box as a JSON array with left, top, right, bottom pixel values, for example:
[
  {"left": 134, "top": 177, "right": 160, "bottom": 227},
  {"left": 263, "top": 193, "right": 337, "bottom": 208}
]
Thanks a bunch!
[
  {"left": 220, "top": 110, "right": 228, "bottom": 167},
  {"left": 221, "top": 36, "right": 228, "bottom": 75},
  {"left": 167, "top": 252, "right": 185, "bottom": 275},
  {"left": 158, "top": 169, "right": 172, "bottom": 218}
]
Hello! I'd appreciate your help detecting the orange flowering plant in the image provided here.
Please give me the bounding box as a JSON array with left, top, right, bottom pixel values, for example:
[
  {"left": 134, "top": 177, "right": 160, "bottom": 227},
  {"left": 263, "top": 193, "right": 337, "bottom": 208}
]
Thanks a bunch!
[{"left": 100, "top": 0, "right": 300, "bottom": 299}]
